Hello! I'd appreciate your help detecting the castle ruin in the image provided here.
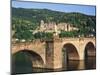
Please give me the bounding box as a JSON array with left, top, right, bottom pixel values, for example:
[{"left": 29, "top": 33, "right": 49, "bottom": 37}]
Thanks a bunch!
[{"left": 39, "top": 20, "right": 78, "bottom": 33}]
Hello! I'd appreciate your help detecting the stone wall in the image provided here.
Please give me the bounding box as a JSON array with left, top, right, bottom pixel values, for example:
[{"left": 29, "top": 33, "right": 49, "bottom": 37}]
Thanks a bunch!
[{"left": 12, "top": 37, "right": 96, "bottom": 69}]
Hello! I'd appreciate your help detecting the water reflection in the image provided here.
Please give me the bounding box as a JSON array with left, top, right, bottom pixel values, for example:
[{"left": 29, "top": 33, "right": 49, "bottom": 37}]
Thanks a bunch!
[
  {"left": 12, "top": 56, "right": 96, "bottom": 74},
  {"left": 66, "top": 60, "right": 79, "bottom": 70},
  {"left": 85, "top": 56, "right": 96, "bottom": 69},
  {"left": 65, "top": 56, "right": 96, "bottom": 71},
  {"left": 32, "top": 56, "right": 96, "bottom": 72}
]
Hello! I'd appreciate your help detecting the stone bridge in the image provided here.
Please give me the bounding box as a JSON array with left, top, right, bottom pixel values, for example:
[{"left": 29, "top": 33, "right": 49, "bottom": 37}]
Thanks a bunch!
[{"left": 12, "top": 37, "right": 96, "bottom": 69}]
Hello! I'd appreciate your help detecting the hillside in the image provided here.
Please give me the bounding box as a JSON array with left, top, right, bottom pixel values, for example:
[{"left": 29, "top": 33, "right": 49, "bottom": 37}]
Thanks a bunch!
[{"left": 12, "top": 7, "right": 96, "bottom": 41}]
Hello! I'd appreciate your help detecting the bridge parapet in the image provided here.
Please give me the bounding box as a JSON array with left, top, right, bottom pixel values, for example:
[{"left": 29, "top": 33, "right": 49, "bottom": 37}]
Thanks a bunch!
[{"left": 61, "top": 37, "right": 95, "bottom": 42}]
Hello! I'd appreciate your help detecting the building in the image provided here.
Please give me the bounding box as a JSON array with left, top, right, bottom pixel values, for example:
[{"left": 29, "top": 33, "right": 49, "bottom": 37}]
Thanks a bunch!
[{"left": 39, "top": 20, "right": 78, "bottom": 33}]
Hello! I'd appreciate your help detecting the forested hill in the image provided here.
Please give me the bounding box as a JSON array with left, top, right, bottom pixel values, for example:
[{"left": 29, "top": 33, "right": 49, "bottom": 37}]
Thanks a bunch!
[
  {"left": 12, "top": 7, "right": 96, "bottom": 41},
  {"left": 12, "top": 7, "right": 96, "bottom": 28}
]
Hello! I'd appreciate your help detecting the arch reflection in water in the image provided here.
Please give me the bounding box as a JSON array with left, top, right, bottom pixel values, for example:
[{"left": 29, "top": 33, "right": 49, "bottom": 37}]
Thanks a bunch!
[
  {"left": 84, "top": 42, "right": 96, "bottom": 69},
  {"left": 62, "top": 43, "right": 80, "bottom": 70},
  {"left": 12, "top": 49, "right": 44, "bottom": 74}
]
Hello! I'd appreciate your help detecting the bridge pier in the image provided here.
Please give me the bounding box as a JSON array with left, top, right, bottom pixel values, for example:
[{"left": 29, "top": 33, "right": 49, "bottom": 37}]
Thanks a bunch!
[
  {"left": 78, "top": 40, "right": 85, "bottom": 60},
  {"left": 53, "top": 39, "right": 62, "bottom": 69},
  {"left": 78, "top": 50, "right": 84, "bottom": 60},
  {"left": 45, "top": 38, "right": 62, "bottom": 69}
]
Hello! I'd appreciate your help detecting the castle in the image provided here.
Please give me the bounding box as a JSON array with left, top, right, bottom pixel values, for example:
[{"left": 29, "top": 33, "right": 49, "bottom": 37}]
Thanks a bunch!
[{"left": 39, "top": 20, "right": 78, "bottom": 33}]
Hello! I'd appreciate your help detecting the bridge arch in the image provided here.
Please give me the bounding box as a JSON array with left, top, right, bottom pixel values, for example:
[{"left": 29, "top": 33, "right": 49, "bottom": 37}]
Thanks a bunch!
[
  {"left": 84, "top": 42, "right": 96, "bottom": 58},
  {"left": 62, "top": 43, "right": 80, "bottom": 60},
  {"left": 84, "top": 41, "right": 96, "bottom": 69},
  {"left": 62, "top": 43, "right": 80, "bottom": 69},
  {"left": 12, "top": 49, "right": 44, "bottom": 73}
]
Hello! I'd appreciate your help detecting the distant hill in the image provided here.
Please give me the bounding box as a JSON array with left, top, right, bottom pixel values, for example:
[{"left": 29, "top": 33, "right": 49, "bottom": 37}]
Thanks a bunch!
[
  {"left": 12, "top": 7, "right": 96, "bottom": 27},
  {"left": 12, "top": 7, "right": 96, "bottom": 41}
]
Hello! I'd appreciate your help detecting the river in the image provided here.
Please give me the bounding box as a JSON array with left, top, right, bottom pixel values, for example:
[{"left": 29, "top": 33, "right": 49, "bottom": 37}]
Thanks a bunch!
[{"left": 12, "top": 56, "right": 96, "bottom": 74}]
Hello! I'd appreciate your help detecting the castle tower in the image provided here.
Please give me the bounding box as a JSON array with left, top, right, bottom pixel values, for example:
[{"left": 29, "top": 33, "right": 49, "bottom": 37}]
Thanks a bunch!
[
  {"left": 67, "top": 24, "right": 71, "bottom": 31},
  {"left": 40, "top": 20, "right": 44, "bottom": 31},
  {"left": 64, "top": 24, "right": 68, "bottom": 31},
  {"left": 54, "top": 24, "right": 58, "bottom": 36}
]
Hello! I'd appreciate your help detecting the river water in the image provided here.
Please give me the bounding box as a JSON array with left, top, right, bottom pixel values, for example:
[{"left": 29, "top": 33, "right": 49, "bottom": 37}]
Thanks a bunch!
[{"left": 12, "top": 56, "right": 96, "bottom": 74}]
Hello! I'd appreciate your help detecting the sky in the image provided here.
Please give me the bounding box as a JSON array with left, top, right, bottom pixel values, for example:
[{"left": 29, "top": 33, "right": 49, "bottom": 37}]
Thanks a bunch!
[{"left": 12, "top": 1, "right": 96, "bottom": 16}]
